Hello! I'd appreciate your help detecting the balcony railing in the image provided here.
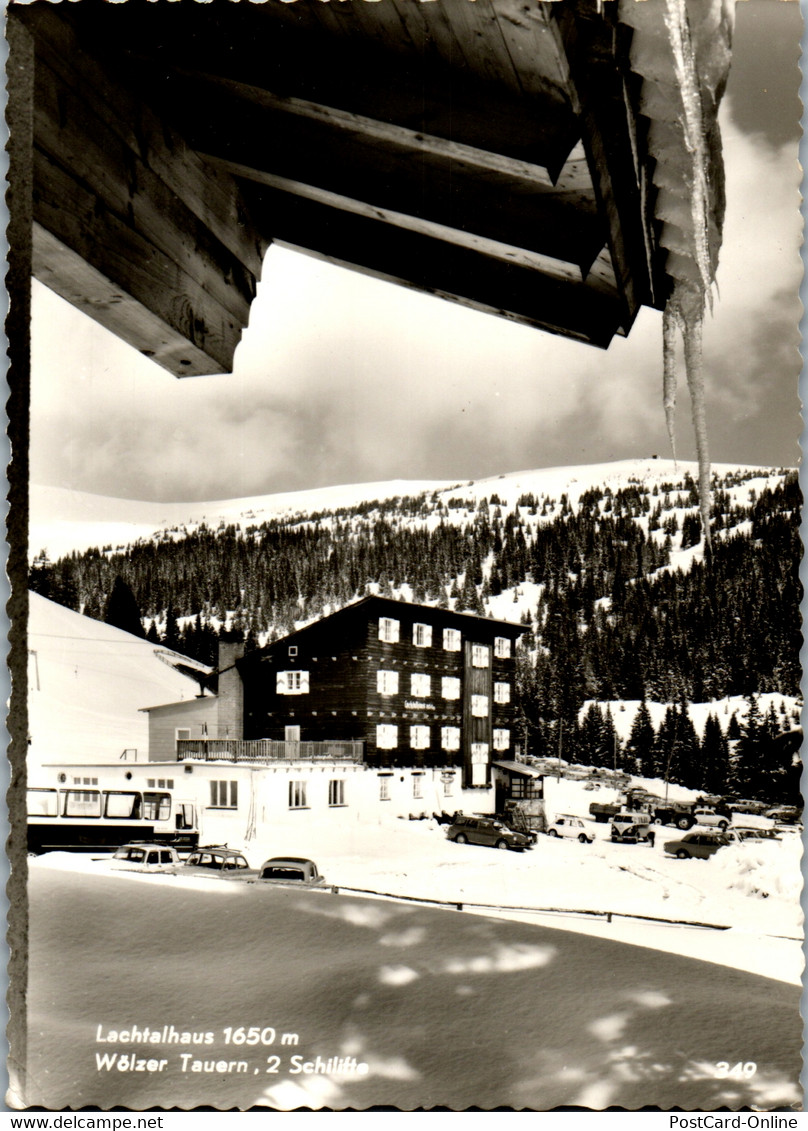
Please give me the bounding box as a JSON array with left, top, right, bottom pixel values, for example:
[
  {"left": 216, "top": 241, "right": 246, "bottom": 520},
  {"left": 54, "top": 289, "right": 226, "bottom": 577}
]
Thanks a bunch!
[{"left": 176, "top": 739, "right": 364, "bottom": 764}]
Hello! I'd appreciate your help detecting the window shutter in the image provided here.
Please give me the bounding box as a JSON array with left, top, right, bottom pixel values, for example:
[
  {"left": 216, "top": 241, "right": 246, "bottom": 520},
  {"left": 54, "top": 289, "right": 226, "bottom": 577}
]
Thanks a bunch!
[
  {"left": 276, "top": 671, "right": 288, "bottom": 694},
  {"left": 300, "top": 671, "right": 310, "bottom": 693}
]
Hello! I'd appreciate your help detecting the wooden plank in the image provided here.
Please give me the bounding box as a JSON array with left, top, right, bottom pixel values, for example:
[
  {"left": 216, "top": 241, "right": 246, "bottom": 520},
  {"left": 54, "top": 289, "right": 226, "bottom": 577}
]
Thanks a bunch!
[
  {"left": 391, "top": 0, "right": 523, "bottom": 98},
  {"left": 33, "top": 154, "right": 244, "bottom": 374},
  {"left": 490, "top": 0, "right": 575, "bottom": 103},
  {"left": 33, "top": 223, "right": 232, "bottom": 378},
  {"left": 152, "top": 67, "right": 604, "bottom": 272},
  {"left": 554, "top": 2, "right": 656, "bottom": 321},
  {"left": 33, "top": 53, "right": 258, "bottom": 327},
  {"left": 164, "top": 67, "right": 563, "bottom": 190},
  {"left": 244, "top": 186, "right": 623, "bottom": 347},
  {"left": 204, "top": 156, "right": 591, "bottom": 285},
  {"left": 23, "top": 4, "right": 268, "bottom": 280}
]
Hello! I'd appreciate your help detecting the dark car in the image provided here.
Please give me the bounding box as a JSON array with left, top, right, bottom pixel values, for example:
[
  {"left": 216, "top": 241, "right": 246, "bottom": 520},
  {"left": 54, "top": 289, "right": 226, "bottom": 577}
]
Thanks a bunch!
[
  {"left": 257, "top": 857, "right": 325, "bottom": 885},
  {"left": 663, "top": 831, "right": 734, "bottom": 860},
  {"left": 446, "top": 816, "right": 532, "bottom": 851},
  {"left": 180, "top": 845, "right": 257, "bottom": 878}
]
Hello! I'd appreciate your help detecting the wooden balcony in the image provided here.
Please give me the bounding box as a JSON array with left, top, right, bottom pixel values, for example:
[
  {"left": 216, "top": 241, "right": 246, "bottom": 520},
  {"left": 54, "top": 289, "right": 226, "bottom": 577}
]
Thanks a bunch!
[{"left": 176, "top": 739, "right": 364, "bottom": 765}]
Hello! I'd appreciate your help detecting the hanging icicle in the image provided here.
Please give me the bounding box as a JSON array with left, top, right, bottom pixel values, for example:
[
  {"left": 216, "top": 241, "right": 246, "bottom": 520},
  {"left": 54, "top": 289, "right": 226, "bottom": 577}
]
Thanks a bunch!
[{"left": 619, "top": 0, "right": 734, "bottom": 551}]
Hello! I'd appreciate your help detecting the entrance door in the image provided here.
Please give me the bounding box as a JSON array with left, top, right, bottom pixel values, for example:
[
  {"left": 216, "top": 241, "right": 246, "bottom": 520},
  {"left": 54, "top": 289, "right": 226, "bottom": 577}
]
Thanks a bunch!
[{"left": 285, "top": 726, "right": 301, "bottom": 742}]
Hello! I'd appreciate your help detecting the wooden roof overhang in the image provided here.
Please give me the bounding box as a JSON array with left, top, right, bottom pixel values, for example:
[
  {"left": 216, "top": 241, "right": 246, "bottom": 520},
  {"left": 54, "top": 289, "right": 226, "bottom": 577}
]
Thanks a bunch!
[{"left": 14, "top": 0, "right": 669, "bottom": 376}]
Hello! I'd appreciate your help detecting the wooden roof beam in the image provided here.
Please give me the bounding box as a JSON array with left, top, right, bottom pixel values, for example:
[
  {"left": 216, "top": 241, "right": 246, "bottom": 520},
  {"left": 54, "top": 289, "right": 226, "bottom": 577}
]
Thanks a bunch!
[
  {"left": 244, "top": 187, "right": 624, "bottom": 349},
  {"left": 554, "top": 1, "right": 660, "bottom": 325},
  {"left": 150, "top": 68, "right": 607, "bottom": 277},
  {"left": 23, "top": 4, "right": 269, "bottom": 377}
]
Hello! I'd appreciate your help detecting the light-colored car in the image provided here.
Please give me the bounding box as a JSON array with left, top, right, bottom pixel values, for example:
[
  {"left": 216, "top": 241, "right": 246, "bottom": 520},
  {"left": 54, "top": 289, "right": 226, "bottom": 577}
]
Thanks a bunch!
[
  {"left": 109, "top": 842, "right": 180, "bottom": 871},
  {"left": 546, "top": 815, "right": 594, "bottom": 844},
  {"left": 735, "top": 827, "right": 781, "bottom": 841},
  {"left": 692, "top": 808, "right": 730, "bottom": 831},
  {"left": 257, "top": 857, "right": 326, "bottom": 885}
]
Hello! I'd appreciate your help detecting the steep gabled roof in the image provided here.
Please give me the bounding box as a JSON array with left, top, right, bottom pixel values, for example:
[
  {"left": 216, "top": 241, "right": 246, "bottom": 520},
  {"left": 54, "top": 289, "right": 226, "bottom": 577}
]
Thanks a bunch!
[{"left": 246, "top": 595, "right": 525, "bottom": 667}]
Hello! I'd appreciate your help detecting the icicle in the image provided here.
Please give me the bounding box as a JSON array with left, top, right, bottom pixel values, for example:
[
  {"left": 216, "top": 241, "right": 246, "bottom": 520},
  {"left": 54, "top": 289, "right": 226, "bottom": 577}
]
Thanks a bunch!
[
  {"left": 680, "top": 301, "right": 712, "bottom": 547},
  {"left": 663, "top": 0, "right": 713, "bottom": 304},
  {"left": 657, "top": 0, "right": 729, "bottom": 550},
  {"left": 662, "top": 304, "right": 679, "bottom": 466}
]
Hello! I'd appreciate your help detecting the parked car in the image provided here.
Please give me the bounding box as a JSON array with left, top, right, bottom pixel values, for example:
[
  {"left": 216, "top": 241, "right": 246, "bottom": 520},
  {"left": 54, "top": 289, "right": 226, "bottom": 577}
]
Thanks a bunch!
[
  {"left": 257, "top": 857, "right": 325, "bottom": 884},
  {"left": 735, "top": 827, "right": 781, "bottom": 841},
  {"left": 765, "top": 806, "right": 802, "bottom": 824},
  {"left": 546, "top": 815, "right": 594, "bottom": 844},
  {"left": 728, "top": 799, "right": 770, "bottom": 815},
  {"left": 446, "top": 816, "right": 532, "bottom": 851},
  {"left": 109, "top": 842, "right": 180, "bottom": 871},
  {"left": 180, "top": 845, "right": 257, "bottom": 877},
  {"left": 692, "top": 807, "right": 730, "bottom": 831},
  {"left": 663, "top": 831, "right": 734, "bottom": 860}
]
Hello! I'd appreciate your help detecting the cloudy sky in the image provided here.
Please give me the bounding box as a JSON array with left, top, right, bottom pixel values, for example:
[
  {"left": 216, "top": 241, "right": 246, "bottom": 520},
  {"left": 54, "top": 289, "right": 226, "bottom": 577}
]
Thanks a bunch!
[{"left": 29, "top": 1, "right": 803, "bottom": 504}]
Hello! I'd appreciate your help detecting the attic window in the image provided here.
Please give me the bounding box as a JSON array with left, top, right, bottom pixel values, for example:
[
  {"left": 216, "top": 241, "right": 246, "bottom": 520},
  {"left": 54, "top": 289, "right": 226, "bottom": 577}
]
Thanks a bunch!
[{"left": 288, "top": 646, "right": 298, "bottom": 658}]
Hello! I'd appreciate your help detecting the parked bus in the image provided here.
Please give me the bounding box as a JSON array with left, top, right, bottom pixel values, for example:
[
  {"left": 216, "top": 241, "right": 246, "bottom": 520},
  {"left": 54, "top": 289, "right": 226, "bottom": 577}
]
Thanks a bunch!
[{"left": 26, "top": 786, "right": 199, "bottom": 854}]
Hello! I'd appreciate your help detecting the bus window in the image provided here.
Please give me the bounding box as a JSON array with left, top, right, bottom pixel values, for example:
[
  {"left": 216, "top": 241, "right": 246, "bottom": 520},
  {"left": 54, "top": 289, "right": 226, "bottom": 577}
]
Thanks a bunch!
[
  {"left": 62, "top": 790, "right": 102, "bottom": 818},
  {"left": 104, "top": 792, "right": 142, "bottom": 819},
  {"left": 143, "top": 792, "right": 171, "bottom": 821},
  {"left": 176, "top": 803, "right": 195, "bottom": 830},
  {"left": 27, "top": 788, "right": 59, "bottom": 816}
]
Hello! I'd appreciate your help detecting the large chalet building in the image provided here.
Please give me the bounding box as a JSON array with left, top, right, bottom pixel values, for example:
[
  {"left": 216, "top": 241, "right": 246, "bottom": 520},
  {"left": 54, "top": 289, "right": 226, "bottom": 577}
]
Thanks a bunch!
[{"left": 238, "top": 596, "right": 525, "bottom": 786}]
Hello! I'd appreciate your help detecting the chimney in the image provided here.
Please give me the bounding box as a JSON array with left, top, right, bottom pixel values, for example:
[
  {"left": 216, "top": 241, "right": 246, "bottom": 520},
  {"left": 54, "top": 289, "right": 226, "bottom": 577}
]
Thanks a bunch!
[{"left": 217, "top": 638, "right": 245, "bottom": 740}]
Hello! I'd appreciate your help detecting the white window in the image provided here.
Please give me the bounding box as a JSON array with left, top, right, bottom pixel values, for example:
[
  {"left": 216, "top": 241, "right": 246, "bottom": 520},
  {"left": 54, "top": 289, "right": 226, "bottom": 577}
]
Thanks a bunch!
[
  {"left": 472, "top": 644, "right": 490, "bottom": 668},
  {"left": 63, "top": 790, "right": 101, "bottom": 817},
  {"left": 379, "top": 775, "right": 392, "bottom": 801},
  {"left": 441, "top": 676, "right": 461, "bottom": 700},
  {"left": 495, "top": 636, "right": 512, "bottom": 659},
  {"left": 376, "top": 724, "right": 398, "bottom": 750},
  {"left": 410, "top": 725, "right": 430, "bottom": 750},
  {"left": 328, "top": 779, "right": 345, "bottom": 807},
  {"left": 493, "top": 729, "right": 510, "bottom": 751},
  {"left": 73, "top": 776, "right": 98, "bottom": 786},
  {"left": 413, "top": 775, "right": 424, "bottom": 799},
  {"left": 377, "top": 669, "right": 399, "bottom": 696},
  {"left": 443, "top": 774, "right": 455, "bottom": 798},
  {"left": 412, "top": 623, "right": 433, "bottom": 647},
  {"left": 470, "top": 743, "right": 489, "bottom": 787},
  {"left": 277, "top": 670, "right": 310, "bottom": 695},
  {"left": 494, "top": 682, "right": 511, "bottom": 705},
  {"left": 471, "top": 694, "right": 489, "bottom": 718},
  {"left": 210, "top": 780, "right": 238, "bottom": 808},
  {"left": 378, "top": 618, "right": 400, "bottom": 643},
  {"left": 288, "top": 780, "right": 308, "bottom": 809},
  {"left": 410, "top": 672, "right": 431, "bottom": 698},
  {"left": 443, "top": 627, "right": 461, "bottom": 652},
  {"left": 441, "top": 726, "right": 461, "bottom": 752}
]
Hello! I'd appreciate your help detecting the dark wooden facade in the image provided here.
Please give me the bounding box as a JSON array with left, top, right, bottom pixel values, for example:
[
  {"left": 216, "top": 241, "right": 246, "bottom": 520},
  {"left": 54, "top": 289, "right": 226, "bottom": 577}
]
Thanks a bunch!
[
  {"left": 12, "top": 0, "right": 671, "bottom": 375},
  {"left": 239, "top": 596, "right": 524, "bottom": 786}
]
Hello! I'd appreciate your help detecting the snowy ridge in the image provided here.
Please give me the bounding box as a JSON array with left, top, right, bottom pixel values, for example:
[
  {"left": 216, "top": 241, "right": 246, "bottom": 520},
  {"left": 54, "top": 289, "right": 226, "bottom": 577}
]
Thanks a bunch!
[{"left": 30, "top": 457, "right": 788, "bottom": 560}]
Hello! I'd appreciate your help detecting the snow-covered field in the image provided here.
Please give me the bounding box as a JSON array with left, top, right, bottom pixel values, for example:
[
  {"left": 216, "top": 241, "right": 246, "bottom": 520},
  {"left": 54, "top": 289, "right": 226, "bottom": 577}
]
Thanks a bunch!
[
  {"left": 30, "top": 794, "right": 803, "bottom": 988},
  {"left": 25, "top": 853, "right": 802, "bottom": 1112}
]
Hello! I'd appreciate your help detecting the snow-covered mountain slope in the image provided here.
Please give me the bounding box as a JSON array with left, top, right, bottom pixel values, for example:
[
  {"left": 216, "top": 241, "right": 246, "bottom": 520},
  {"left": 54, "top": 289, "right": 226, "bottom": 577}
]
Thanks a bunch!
[
  {"left": 26, "top": 591, "right": 210, "bottom": 769},
  {"left": 30, "top": 457, "right": 787, "bottom": 560}
]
